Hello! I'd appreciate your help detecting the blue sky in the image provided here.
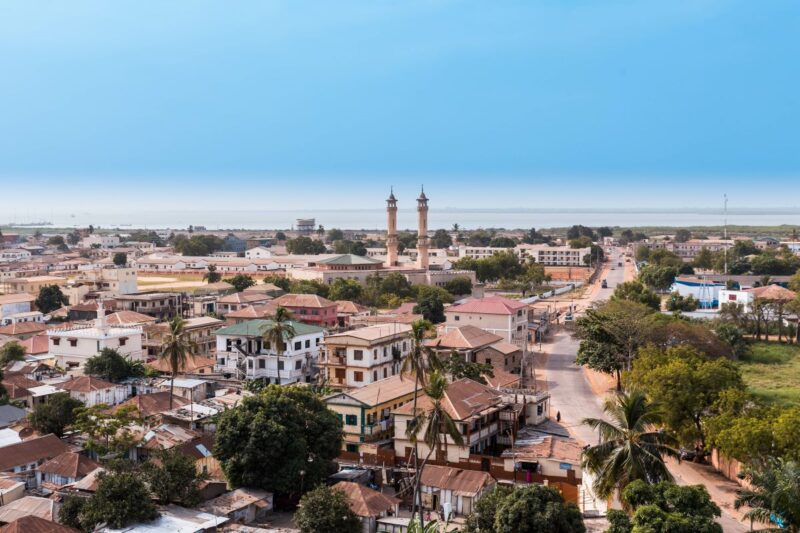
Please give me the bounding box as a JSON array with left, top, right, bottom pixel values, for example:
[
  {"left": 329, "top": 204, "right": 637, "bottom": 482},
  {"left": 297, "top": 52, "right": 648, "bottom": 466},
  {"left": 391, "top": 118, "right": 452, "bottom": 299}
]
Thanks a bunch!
[{"left": 0, "top": 0, "right": 798, "bottom": 211}]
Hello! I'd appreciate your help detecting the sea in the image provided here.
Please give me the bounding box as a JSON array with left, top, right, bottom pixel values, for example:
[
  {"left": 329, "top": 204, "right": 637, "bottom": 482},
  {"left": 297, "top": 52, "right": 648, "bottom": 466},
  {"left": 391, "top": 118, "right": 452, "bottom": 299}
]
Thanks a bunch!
[{"left": 7, "top": 208, "right": 800, "bottom": 232}]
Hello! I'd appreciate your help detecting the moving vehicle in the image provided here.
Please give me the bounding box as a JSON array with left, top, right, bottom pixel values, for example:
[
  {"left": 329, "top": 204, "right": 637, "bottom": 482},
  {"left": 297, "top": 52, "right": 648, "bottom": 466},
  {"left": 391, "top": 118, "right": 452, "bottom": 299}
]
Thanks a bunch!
[{"left": 601, "top": 280, "right": 608, "bottom": 288}]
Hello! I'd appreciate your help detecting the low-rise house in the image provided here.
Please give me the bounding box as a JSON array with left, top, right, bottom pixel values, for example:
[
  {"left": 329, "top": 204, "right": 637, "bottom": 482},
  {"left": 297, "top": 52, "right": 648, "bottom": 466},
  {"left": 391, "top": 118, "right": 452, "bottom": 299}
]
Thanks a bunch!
[
  {"left": 114, "top": 292, "right": 182, "bottom": 320},
  {"left": 215, "top": 320, "right": 324, "bottom": 384},
  {"left": 0, "top": 435, "right": 70, "bottom": 487},
  {"left": 11, "top": 336, "right": 49, "bottom": 359},
  {"left": 444, "top": 297, "right": 529, "bottom": 350},
  {"left": 224, "top": 303, "right": 278, "bottom": 324},
  {"left": 36, "top": 451, "right": 100, "bottom": 491},
  {"left": 199, "top": 488, "right": 273, "bottom": 524},
  {"left": 271, "top": 293, "right": 338, "bottom": 328},
  {"left": 57, "top": 376, "right": 128, "bottom": 407},
  {"left": 2, "top": 276, "right": 65, "bottom": 295},
  {"left": 111, "top": 391, "right": 189, "bottom": 425},
  {"left": 502, "top": 424, "right": 583, "bottom": 488},
  {"left": 0, "top": 496, "right": 55, "bottom": 524},
  {"left": 335, "top": 481, "right": 400, "bottom": 533},
  {"left": 0, "top": 311, "right": 44, "bottom": 327},
  {"left": 0, "top": 516, "right": 78, "bottom": 533},
  {"left": 325, "top": 374, "right": 419, "bottom": 454},
  {"left": 321, "top": 324, "right": 413, "bottom": 389},
  {"left": 2, "top": 374, "right": 60, "bottom": 410},
  {"left": 0, "top": 479, "right": 25, "bottom": 507},
  {"left": 475, "top": 341, "right": 522, "bottom": 373},
  {"left": 418, "top": 465, "right": 495, "bottom": 517},
  {"left": 157, "top": 378, "right": 213, "bottom": 402},
  {"left": 147, "top": 354, "right": 216, "bottom": 376},
  {"left": 335, "top": 300, "right": 371, "bottom": 328},
  {"left": 217, "top": 292, "right": 273, "bottom": 316},
  {"left": 0, "top": 322, "right": 48, "bottom": 340},
  {"left": 98, "top": 504, "right": 228, "bottom": 533},
  {"left": 0, "top": 405, "right": 26, "bottom": 429},
  {"left": 0, "top": 294, "right": 35, "bottom": 322}
]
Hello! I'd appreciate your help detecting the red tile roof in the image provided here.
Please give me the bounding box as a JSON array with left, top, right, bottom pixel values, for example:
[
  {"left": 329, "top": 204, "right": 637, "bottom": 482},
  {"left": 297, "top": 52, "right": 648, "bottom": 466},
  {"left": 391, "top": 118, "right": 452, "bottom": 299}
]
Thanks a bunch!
[
  {"left": 446, "top": 296, "right": 527, "bottom": 316},
  {"left": 335, "top": 481, "right": 400, "bottom": 517},
  {"left": 0, "top": 322, "right": 48, "bottom": 336},
  {"left": 57, "top": 376, "right": 116, "bottom": 393},
  {"left": 38, "top": 451, "right": 100, "bottom": 479},
  {"left": 17, "top": 334, "right": 49, "bottom": 355},
  {"left": 272, "top": 293, "right": 336, "bottom": 308}
]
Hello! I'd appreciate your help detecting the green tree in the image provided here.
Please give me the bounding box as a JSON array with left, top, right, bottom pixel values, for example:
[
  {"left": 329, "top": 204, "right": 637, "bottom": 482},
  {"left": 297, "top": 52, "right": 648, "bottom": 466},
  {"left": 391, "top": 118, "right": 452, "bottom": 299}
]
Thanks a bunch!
[
  {"left": 674, "top": 229, "right": 692, "bottom": 243},
  {"left": 444, "top": 276, "right": 472, "bottom": 296},
  {"left": 567, "top": 225, "right": 596, "bottom": 240},
  {"left": 625, "top": 345, "right": 744, "bottom": 451},
  {"left": 326, "top": 228, "right": 345, "bottom": 243},
  {"left": 407, "top": 370, "right": 464, "bottom": 529},
  {"left": 635, "top": 245, "right": 650, "bottom": 263},
  {"left": 261, "top": 306, "right": 296, "bottom": 383},
  {"left": 29, "top": 392, "right": 83, "bottom": 437},
  {"left": 575, "top": 300, "right": 655, "bottom": 390},
  {"left": 225, "top": 274, "right": 255, "bottom": 292},
  {"left": 214, "top": 385, "right": 342, "bottom": 495},
  {"left": 289, "top": 279, "right": 331, "bottom": 298},
  {"left": 202, "top": 264, "right": 222, "bottom": 283},
  {"left": 735, "top": 459, "right": 800, "bottom": 532},
  {"left": 328, "top": 278, "right": 364, "bottom": 302},
  {"left": 112, "top": 252, "right": 127, "bottom": 266},
  {"left": 611, "top": 280, "right": 661, "bottom": 310},
  {"left": 494, "top": 484, "right": 585, "bottom": 533},
  {"left": 413, "top": 285, "right": 452, "bottom": 323},
  {"left": 597, "top": 226, "right": 613, "bottom": 238},
  {"left": 274, "top": 231, "right": 287, "bottom": 241},
  {"left": 66, "top": 230, "right": 81, "bottom": 245},
  {"left": 47, "top": 235, "right": 66, "bottom": 246},
  {"left": 464, "top": 485, "right": 513, "bottom": 533},
  {"left": 607, "top": 480, "right": 722, "bottom": 533},
  {"left": 638, "top": 265, "right": 678, "bottom": 291},
  {"left": 295, "top": 485, "right": 361, "bottom": 533},
  {"left": 0, "top": 341, "right": 26, "bottom": 366},
  {"left": 158, "top": 317, "right": 197, "bottom": 409},
  {"left": 694, "top": 247, "right": 714, "bottom": 270},
  {"left": 143, "top": 447, "right": 208, "bottom": 506},
  {"left": 73, "top": 404, "right": 141, "bottom": 456},
  {"left": 489, "top": 236, "right": 517, "bottom": 247},
  {"left": 79, "top": 469, "right": 159, "bottom": 530},
  {"left": 58, "top": 494, "right": 88, "bottom": 531},
  {"left": 286, "top": 236, "right": 327, "bottom": 254},
  {"left": 665, "top": 291, "right": 698, "bottom": 312},
  {"left": 441, "top": 352, "right": 493, "bottom": 384},
  {"left": 648, "top": 249, "right": 684, "bottom": 269},
  {"left": 84, "top": 348, "right": 144, "bottom": 382},
  {"left": 431, "top": 229, "right": 452, "bottom": 249},
  {"left": 35, "top": 284, "right": 69, "bottom": 313},
  {"left": 582, "top": 391, "right": 679, "bottom": 500}
]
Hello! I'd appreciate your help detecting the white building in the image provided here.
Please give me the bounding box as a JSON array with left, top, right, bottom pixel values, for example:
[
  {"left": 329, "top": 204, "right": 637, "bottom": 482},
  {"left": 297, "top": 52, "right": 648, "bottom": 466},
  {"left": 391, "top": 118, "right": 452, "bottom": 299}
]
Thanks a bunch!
[
  {"left": 245, "top": 246, "right": 274, "bottom": 259},
  {"left": 456, "top": 244, "right": 590, "bottom": 267},
  {"left": 214, "top": 320, "right": 325, "bottom": 385},
  {"left": 80, "top": 234, "right": 121, "bottom": 249},
  {"left": 670, "top": 277, "right": 725, "bottom": 309},
  {"left": 0, "top": 294, "right": 35, "bottom": 321},
  {"left": 47, "top": 302, "right": 144, "bottom": 370},
  {"left": 0, "top": 249, "right": 32, "bottom": 263}
]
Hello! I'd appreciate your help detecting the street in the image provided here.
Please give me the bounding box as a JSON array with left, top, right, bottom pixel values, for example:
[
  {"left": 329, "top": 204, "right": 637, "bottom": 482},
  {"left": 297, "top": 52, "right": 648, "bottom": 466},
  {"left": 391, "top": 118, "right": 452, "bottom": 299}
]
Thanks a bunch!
[{"left": 539, "top": 248, "right": 749, "bottom": 533}]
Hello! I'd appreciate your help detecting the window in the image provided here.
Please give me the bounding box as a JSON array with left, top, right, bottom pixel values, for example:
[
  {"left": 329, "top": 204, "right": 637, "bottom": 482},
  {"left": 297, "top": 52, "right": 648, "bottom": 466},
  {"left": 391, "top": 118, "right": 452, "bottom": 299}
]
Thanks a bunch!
[
  {"left": 53, "top": 338, "right": 60, "bottom": 346},
  {"left": 346, "top": 443, "right": 359, "bottom": 453},
  {"left": 119, "top": 338, "right": 127, "bottom": 347},
  {"left": 294, "top": 341, "right": 301, "bottom": 350},
  {"left": 278, "top": 361, "right": 284, "bottom": 370},
  {"left": 454, "top": 315, "right": 460, "bottom": 321},
  {"left": 373, "top": 371, "right": 378, "bottom": 381},
  {"left": 373, "top": 349, "right": 378, "bottom": 360},
  {"left": 345, "top": 414, "right": 358, "bottom": 425},
  {"left": 383, "top": 368, "right": 387, "bottom": 378},
  {"left": 353, "top": 350, "right": 363, "bottom": 361},
  {"left": 305, "top": 340, "right": 310, "bottom": 348},
  {"left": 259, "top": 359, "right": 266, "bottom": 369},
  {"left": 248, "top": 359, "right": 253, "bottom": 369},
  {"left": 69, "top": 339, "right": 77, "bottom": 347},
  {"left": 295, "top": 360, "right": 302, "bottom": 369},
  {"left": 354, "top": 371, "right": 363, "bottom": 382}
]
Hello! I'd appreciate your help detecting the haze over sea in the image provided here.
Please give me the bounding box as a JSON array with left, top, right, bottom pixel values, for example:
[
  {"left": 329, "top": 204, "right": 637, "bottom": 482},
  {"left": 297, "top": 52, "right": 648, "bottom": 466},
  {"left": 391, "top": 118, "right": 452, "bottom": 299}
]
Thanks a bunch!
[{"left": 9, "top": 208, "right": 800, "bottom": 232}]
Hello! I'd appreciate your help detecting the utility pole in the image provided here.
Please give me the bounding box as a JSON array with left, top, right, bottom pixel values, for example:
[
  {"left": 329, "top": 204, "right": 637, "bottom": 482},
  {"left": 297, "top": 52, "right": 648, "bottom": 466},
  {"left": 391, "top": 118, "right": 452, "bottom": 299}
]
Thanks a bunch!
[{"left": 724, "top": 194, "right": 729, "bottom": 276}]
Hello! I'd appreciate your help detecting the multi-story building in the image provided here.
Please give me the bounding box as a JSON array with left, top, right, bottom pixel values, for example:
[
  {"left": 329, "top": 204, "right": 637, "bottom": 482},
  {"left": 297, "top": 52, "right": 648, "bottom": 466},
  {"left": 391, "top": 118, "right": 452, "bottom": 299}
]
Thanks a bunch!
[
  {"left": 324, "top": 374, "right": 419, "bottom": 453},
  {"left": 217, "top": 292, "right": 273, "bottom": 316},
  {"left": 72, "top": 267, "right": 138, "bottom": 295},
  {"left": 80, "top": 234, "right": 121, "bottom": 249},
  {"left": 393, "top": 378, "right": 549, "bottom": 463},
  {"left": 0, "top": 294, "right": 35, "bottom": 322},
  {"left": 321, "top": 324, "right": 413, "bottom": 389},
  {"left": 516, "top": 244, "right": 590, "bottom": 267},
  {"left": 214, "top": 319, "right": 325, "bottom": 385},
  {"left": 47, "top": 304, "right": 144, "bottom": 370},
  {"left": 271, "top": 293, "right": 338, "bottom": 328},
  {"left": 115, "top": 292, "right": 183, "bottom": 320},
  {"left": 144, "top": 316, "right": 224, "bottom": 357},
  {"left": 444, "top": 296, "right": 529, "bottom": 349},
  {"left": 426, "top": 325, "right": 521, "bottom": 373},
  {"left": 667, "top": 239, "right": 733, "bottom": 261},
  {"left": 1, "top": 276, "right": 65, "bottom": 295}
]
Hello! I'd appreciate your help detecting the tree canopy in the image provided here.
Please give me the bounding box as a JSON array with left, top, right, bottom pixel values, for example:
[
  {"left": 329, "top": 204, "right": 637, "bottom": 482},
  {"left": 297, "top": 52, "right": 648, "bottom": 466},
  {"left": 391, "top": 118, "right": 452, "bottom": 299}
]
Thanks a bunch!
[
  {"left": 611, "top": 280, "right": 661, "bottom": 310},
  {"left": 493, "top": 484, "right": 585, "bottom": 533},
  {"left": 84, "top": 348, "right": 145, "bottom": 382},
  {"left": 295, "top": 485, "right": 361, "bottom": 533},
  {"left": 77, "top": 468, "right": 160, "bottom": 530},
  {"left": 286, "top": 236, "right": 327, "bottom": 254},
  {"left": 225, "top": 274, "right": 255, "bottom": 292},
  {"left": 143, "top": 447, "right": 208, "bottom": 506},
  {"left": 215, "top": 385, "right": 342, "bottom": 495},
  {"left": 35, "top": 284, "right": 69, "bottom": 313},
  {"left": 29, "top": 392, "right": 83, "bottom": 437}
]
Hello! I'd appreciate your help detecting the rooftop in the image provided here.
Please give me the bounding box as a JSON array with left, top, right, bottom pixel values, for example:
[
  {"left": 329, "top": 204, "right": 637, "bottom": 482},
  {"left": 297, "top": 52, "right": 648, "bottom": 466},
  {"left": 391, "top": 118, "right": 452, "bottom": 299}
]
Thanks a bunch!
[
  {"left": 427, "top": 325, "right": 502, "bottom": 350},
  {"left": 335, "top": 481, "right": 399, "bottom": 517},
  {"left": 326, "top": 323, "right": 412, "bottom": 343},
  {"left": 446, "top": 296, "right": 527, "bottom": 316},
  {"left": 272, "top": 293, "right": 336, "bottom": 308},
  {"left": 215, "top": 319, "right": 324, "bottom": 338}
]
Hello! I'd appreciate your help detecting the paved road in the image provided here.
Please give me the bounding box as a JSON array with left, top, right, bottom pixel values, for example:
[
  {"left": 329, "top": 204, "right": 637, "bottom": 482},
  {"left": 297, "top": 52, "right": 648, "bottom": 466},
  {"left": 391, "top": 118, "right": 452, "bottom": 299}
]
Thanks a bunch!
[{"left": 542, "top": 249, "right": 748, "bottom": 533}]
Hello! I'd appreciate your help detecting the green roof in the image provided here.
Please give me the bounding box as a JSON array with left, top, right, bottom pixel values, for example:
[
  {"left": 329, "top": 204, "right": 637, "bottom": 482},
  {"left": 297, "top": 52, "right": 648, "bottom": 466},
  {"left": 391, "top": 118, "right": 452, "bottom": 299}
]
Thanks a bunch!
[
  {"left": 215, "top": 319, "right": 324, "bottom": 337},
  {"left": 316, "top": 254, "right": 383, "bottom": 266}
]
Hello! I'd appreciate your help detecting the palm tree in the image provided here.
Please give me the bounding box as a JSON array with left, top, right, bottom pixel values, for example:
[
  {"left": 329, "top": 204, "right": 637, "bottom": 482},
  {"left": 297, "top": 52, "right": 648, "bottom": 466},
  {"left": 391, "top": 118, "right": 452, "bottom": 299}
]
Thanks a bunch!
[
  {"left": 400, "top": 320, "right": 441, "bottom": 523},
  {"left": 262, "top": 306, "right": 296, "bottom": 385},
  {"left": 735, "top": 458, "right": 800, "bottom": 532},
  {"left": 581, "top": 390, "right": 679, "bottom": 500},
  {"left": 158, "top": 317, "right": 198, "bottom": 409},
  {"left": 407, "top": 370, "right": 463, "bottom": 529}
]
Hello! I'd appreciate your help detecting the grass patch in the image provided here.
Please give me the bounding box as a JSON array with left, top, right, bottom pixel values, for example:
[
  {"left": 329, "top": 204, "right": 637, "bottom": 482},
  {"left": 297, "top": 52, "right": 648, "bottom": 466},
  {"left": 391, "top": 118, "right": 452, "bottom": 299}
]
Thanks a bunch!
[{"left": 738, "top": 342, "right": 800, "bottom": 407}]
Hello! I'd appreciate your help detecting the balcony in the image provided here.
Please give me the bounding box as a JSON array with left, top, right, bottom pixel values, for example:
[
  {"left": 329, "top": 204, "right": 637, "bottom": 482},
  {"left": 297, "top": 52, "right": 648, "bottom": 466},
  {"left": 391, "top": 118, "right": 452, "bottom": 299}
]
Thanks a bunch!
[{"left": 363, "top": 419, "right": 393, "bottom": 441}]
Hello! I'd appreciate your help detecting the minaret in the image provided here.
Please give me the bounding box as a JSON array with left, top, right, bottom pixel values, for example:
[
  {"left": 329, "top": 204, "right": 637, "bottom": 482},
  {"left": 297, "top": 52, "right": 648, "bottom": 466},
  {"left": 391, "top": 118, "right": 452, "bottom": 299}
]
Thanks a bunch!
[
  {"left": 95, "top": 299, "right": 109, "bottom": 334},
  {"left": 386, "top": 189, "right": 398, "bottom": 267},
  {"left": 416, "top": 186, "right": 429, "bottom": 269}
]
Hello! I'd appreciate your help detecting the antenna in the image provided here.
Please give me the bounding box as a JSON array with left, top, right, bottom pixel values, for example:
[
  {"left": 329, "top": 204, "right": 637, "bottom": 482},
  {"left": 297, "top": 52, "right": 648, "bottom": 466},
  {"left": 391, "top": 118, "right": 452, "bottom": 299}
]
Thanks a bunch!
[{"left": 724, "top": 194, "right": 728, "bottom": 276}]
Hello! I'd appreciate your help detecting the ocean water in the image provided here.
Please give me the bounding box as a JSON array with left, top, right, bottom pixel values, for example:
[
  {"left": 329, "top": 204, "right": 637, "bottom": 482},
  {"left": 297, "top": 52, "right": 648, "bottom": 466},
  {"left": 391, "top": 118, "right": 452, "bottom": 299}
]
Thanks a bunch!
[{"left": 7, "top": 208, "right": 800, "bottom": 231}]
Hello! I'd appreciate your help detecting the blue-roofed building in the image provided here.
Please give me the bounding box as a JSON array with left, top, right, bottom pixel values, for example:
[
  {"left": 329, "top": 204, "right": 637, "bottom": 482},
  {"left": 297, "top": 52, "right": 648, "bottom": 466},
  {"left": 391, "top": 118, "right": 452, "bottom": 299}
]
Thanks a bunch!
[{"left": 670, "top": 277, "right": 725, "bottom": 309}]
